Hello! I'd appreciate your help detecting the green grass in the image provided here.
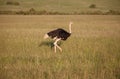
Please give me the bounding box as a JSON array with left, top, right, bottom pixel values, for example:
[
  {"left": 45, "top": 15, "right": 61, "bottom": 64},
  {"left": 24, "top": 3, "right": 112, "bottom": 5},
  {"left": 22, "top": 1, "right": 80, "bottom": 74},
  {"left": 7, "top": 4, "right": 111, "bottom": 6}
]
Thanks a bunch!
[
  {"left": 0, "top": 0, "right": 120, "bottom": 13},
  {"left": 0, "top": 15, "right": 120, "bottom": 79}
]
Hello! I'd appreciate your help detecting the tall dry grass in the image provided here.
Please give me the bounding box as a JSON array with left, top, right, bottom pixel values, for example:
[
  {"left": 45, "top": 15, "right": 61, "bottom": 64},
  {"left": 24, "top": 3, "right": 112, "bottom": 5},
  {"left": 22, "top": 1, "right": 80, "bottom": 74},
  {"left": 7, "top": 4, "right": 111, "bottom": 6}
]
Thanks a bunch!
[{"left": 0, "top": 15, "right": 120, "bottom": 79}]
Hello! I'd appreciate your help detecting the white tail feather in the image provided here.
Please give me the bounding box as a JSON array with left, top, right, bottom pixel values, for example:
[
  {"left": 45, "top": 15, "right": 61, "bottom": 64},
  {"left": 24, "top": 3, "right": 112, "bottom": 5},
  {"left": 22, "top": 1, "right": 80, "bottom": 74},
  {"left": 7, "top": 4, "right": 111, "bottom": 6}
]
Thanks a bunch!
[{"left": 44, "top": 34, "right": 49, "bottom": 39}]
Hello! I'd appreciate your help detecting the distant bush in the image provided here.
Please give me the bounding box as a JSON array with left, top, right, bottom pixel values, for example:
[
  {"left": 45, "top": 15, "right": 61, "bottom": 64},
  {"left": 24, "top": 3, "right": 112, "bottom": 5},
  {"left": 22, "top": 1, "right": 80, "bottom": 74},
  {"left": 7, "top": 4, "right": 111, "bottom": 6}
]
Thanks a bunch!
[
  {"left": 0, "top": 9, "right": 120, "bottom": 15},
  {"left": 89, "top": 4, "right": 96, "bottom": 8},
  {"left": 106, "top": 10, "right": 120, "bottom": 15},
  {"left": 0, "top": 11, "right": 16, "bottom": 14},
  {"left": 29, "top": 8, "right": 35, "bottom": 12},
  {"left": 29, "top": 8, "right": 36, "bottom": 14},
  {"left": 6, "top": 1, "right": 20, "bottom": 6},
  {"left": 38, "top": 10, "right": 48, "bottom": 15}
]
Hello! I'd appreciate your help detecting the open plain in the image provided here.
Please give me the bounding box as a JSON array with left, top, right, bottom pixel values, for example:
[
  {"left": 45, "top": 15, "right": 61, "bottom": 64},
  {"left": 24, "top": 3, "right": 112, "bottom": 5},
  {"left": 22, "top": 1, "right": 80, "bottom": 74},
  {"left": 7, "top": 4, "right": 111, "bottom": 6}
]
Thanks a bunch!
[{"left": 0, "top": 15, "right": 120, "bottom": 79}]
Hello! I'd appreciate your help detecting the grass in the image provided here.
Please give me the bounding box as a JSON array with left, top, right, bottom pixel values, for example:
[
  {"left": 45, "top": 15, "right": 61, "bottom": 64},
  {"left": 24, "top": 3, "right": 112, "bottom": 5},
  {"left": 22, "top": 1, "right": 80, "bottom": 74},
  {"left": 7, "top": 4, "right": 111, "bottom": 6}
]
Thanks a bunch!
[
  {"left": 0, "top": 0, "right": 120, "bottom": 13},
  {"left": 0, "top": 15, "right": 120, "bottom": 79}
]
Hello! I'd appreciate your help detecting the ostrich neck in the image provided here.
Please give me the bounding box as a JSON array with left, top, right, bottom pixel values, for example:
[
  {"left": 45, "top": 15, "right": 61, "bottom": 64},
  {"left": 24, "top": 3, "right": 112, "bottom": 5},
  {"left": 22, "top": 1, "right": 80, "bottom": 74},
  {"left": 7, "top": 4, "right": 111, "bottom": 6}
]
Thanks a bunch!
[{"left": 69, "top": 24, "right": 72, "bottom": 33}]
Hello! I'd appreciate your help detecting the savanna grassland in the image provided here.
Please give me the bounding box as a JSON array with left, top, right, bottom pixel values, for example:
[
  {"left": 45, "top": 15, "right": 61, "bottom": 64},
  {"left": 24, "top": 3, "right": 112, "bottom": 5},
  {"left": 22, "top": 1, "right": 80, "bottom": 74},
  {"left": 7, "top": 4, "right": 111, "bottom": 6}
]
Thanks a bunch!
[
  {"left": 0, "top": 0, "right": 120, "bottom": 13},
  {"left": 0, "top": 15, "right": 120, "bottom": 79}
]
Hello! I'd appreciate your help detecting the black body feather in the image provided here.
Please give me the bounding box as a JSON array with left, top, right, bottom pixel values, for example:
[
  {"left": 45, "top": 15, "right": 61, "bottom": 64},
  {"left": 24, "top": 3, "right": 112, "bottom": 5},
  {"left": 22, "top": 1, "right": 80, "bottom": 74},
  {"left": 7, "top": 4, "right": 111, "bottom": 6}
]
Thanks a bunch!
[{"left": 47, "top": 28, "right": 71, "bottom": 40}]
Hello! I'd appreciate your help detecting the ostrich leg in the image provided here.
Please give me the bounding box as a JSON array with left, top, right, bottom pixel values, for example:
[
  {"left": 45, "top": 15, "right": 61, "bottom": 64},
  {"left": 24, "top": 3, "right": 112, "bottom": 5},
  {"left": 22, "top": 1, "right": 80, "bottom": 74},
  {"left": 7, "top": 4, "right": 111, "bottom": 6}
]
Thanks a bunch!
[{"left": 54, "top": 38, "right": 62, "bottom": 52}]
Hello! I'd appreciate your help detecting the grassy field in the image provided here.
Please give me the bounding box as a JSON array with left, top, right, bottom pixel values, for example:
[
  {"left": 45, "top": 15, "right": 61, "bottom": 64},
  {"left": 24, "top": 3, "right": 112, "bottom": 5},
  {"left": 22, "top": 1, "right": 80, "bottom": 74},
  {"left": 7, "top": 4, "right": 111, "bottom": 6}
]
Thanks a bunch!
[
  {"left": 0, "top": 0, "right": 120, "bottom": 13},
  {"left": 0, "top": 15, "right": 120, "bottom": 79}
]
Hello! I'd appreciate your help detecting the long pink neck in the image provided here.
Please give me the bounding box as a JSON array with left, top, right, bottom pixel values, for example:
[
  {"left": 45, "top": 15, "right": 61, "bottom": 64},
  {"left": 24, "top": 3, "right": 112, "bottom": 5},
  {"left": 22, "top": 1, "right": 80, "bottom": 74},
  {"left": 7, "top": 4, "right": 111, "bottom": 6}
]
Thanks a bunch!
[{"left": 69, "top": 23, "right": 72, "bottom": 33}]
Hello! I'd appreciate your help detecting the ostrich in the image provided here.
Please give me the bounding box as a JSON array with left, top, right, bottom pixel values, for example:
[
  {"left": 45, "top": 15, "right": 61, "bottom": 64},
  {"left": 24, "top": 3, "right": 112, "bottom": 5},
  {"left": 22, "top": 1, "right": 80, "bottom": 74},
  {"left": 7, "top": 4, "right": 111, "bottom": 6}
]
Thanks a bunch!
[{"left": 44, "top": 22, "right": 73, "bottom": 52}]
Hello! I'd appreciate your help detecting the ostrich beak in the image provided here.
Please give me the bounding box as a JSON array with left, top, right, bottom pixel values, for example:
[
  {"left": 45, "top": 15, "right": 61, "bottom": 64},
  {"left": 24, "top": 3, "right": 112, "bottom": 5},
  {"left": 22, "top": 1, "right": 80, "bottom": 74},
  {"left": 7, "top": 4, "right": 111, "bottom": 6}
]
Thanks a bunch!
[{"left": 70, "top": 22, "right": 73, "bottom": 24}]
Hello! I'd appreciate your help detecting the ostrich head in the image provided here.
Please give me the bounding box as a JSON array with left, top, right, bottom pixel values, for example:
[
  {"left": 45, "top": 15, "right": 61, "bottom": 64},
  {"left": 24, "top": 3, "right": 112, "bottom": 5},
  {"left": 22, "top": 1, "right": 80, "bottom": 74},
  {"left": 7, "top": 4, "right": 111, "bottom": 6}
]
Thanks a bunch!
[{"left": 70, "top": 22, "right": 73, "bottom": 25}]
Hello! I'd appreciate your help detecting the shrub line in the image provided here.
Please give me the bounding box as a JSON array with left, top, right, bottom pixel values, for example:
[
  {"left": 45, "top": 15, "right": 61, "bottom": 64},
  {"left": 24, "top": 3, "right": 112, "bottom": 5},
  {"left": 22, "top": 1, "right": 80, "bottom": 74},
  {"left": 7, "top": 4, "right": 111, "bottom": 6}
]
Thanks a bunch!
[{"left": 0, "top": 10, "right": 120, "bottom": 15}]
